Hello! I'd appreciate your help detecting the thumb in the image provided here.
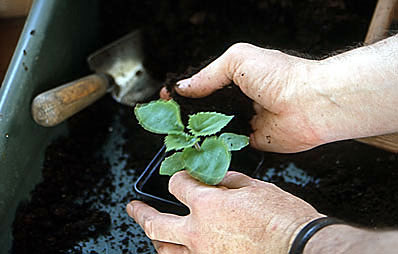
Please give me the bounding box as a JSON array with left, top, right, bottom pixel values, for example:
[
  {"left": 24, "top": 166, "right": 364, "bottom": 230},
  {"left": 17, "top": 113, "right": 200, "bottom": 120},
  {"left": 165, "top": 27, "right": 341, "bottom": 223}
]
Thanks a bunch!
[
  {"left": 175, "top": 43, "right": 300, "bottom": 115},
  {"left": 174, "top": 57, "right": 231, "bottom": 98},
  {"left": 217, "top": 171, "right": 257, "bottom": 189},
  {"left": 175, "top": 43, "right": 266, "bottom": 98}
]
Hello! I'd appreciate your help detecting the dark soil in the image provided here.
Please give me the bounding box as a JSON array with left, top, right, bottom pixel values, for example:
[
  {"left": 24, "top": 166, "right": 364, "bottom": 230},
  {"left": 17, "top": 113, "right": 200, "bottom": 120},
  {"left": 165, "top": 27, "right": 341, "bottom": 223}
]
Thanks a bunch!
[
  {"left": 258, "top": 141, "right": 398, "bottom": 228},
  {"left": 12, "top": 97, "right": 163, "bottom": 254},
  {"left": 13, "top": 0, "right": 398, "bottom": 253},
  {"left": 100, "top": 0, "right": 376, "bottom": 77},
  {"left": 12, "top": 98, "right": 115, "bottom": 254}
]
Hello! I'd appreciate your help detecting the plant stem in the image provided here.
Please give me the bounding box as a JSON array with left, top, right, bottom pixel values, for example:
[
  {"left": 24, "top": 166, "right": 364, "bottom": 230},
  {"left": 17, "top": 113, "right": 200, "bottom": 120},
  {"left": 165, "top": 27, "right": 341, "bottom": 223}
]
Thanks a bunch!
[{"left": 194, "top": 142, "right": 201, "bottom": 151}]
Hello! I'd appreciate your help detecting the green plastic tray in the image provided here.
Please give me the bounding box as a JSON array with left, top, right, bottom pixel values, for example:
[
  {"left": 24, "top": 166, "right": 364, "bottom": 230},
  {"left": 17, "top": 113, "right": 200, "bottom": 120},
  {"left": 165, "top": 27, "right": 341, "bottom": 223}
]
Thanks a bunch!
[{"left": 0, "top": 0, "right": 100, "bottom": 252}]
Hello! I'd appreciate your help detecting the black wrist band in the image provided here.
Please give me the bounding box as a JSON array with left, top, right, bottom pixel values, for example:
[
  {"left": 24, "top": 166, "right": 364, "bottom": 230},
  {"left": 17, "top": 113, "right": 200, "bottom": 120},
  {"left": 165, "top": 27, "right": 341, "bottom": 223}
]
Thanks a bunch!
[{"left": 289, "top": 217, "right": 344, "bottom": 254}]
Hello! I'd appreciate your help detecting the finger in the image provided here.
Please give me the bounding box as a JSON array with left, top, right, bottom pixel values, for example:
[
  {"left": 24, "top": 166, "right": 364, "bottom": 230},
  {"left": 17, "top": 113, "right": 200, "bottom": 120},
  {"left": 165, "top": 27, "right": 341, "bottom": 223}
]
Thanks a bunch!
[
  {"left": 249, "top": 106, "right": 273, "bottom": 149},
  {"left": 253, "top": 101, "right": 264, "bottom": 115},
  {"left": 217, "top": 171, "right": 257, "bottom": 189},
  {"left": 175, "top": 43, "right": 262, "bottom": 98},
  {"left": 249, "top": 111, "right": 278, "bottom": 152},
  {"left": 250, "top": 112, "right": 301, "bottom": 153},
  {"left": 168, "top": 171, "right": 212, "bottom": 207},
  {"left": 175, "top": 43, "right": 290, "bottom": 107},
  {"left": 159, "top": 87, "right": 172, "bottom": 100},
  {"left": 127, "top": 201, "right": 186, "bottom": 244},
  {"left": 152, "top": 240, "right": 189, "bottom": 254},
  {"left": 174, "top": 57, "right": 231, "bottom": 98}
]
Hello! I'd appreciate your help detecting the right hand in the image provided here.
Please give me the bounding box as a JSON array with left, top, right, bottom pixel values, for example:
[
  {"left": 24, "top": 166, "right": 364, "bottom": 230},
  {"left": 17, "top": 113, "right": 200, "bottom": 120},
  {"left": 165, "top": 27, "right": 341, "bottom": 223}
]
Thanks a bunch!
[
  {"left": 162, "top": 36, "right": 398, "bottom": 153},
  {"left": 161, "top": 43, "right": 326, "bottom": 153},
  {"left": 127, "top": 171, "right": 323, "bottom": 254}
]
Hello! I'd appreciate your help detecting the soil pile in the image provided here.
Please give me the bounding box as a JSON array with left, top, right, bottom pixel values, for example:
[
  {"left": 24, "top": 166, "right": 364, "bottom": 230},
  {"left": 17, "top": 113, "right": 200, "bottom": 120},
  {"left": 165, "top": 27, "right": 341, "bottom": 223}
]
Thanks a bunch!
[{"left": 12, "top": 1, "right": 398, "bottom": 253}]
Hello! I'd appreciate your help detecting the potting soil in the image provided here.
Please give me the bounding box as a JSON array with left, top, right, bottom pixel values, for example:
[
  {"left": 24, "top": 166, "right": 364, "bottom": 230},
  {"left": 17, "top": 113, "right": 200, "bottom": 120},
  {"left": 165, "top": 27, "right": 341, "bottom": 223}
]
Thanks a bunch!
[{"left": 12, "top": 0, "right": 398, "bottom": 253}]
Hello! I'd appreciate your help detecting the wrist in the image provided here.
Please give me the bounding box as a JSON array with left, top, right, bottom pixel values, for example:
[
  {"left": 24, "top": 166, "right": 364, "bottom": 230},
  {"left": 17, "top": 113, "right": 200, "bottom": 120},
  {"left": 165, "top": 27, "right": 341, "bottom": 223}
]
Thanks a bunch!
[
  {"left": 304, "top": 37, "right": 398, "bottom": 143},
  {"left": 284, "top": 215, "right": 325, "bottom": 254},
  {"left": 304, "top": 56, "right": 361, "bottom": 144},
  {"left": 303, "top": 224, "right": 367, "bottom": 254},
  {"left": 287, "top": 217, "right": 344, "bottom": 254},
  {"left": 303, "top": 221, "right": 398, "bottom": 254}
]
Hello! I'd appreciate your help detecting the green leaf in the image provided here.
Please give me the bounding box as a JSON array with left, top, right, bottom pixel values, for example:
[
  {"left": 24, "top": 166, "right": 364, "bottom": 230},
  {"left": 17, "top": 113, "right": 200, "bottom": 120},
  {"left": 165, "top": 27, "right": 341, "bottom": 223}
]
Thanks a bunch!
[
  {"left": 134, "top": 99, "right": 184, "bottom": 134},
  {"left": 188, "top": 112, "right": 234, "bottom": 136},
  {"left": 165, "top": 133, "right": 200, "bottom": 152},
  {"left": 160, "top": 152, "right": 185, "bottom": 176},
  {"left": 183, "top": 137, "right": 231, "bottom": 185},
  {"left": 219, "top": 133, "right": 249, "bottom": 151}
]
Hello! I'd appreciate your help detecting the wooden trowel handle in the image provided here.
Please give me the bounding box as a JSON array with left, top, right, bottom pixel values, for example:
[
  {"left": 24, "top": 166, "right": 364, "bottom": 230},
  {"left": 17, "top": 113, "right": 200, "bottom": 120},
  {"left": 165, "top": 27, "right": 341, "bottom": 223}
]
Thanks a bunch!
[
  {"left": 364, "top": 0, "right": 398, "bottom": 43},
  {"left": 356, "top": 0, "right": 398, "bottom": 153},
  {"left": 32, "top": 74, "right": 110, "bottom": 127},
  {"left": 358, "top": 134, "right": 398, "bottom": 153}
]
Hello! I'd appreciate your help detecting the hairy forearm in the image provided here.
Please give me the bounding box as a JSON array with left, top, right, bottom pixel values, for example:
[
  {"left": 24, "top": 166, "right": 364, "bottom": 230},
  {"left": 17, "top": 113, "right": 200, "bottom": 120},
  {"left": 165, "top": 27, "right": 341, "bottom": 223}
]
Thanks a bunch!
[
  {"left": 304, "top": 224, "right": 398, "bottom": 254},
  {"left": 306, "top": 34, "right": 398, "bottom": 143}
]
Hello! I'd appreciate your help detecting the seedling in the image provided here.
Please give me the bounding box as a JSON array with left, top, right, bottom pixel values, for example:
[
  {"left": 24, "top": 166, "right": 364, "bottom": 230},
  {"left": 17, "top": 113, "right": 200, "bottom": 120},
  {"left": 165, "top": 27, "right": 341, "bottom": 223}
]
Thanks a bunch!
[{"left": 134, "top": 99, "right": 249, "bottom": 185}]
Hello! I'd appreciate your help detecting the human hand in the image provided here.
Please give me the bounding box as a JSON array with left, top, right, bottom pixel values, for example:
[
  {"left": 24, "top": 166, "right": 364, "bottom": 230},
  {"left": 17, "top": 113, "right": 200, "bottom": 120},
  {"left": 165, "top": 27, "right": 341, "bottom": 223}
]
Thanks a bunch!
[
  {"left": 127, "top": 171, "right": 323, "bottom": 254},
  {"left": 161, "top": 43, "right": 325, "bottom": 153},
  {"left": 161, "top": 38, "right": 398, "bottom": 153}
]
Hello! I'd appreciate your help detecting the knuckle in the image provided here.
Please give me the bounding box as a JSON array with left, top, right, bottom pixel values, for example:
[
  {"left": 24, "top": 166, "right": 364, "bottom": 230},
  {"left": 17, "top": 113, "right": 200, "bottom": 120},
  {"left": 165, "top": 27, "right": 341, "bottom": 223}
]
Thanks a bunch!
[
  {"left": 183, "top": 229, "right": 201, "bottom": 248},
  {"left": 168, "top": 178, "right": 176, "bottom": 195},
  {"left": 224, "top": 43, "right": 255, "bottom": 81},
  {"left": 247, "top": 178, "right": 260, "bottom": 187},
  {"left": 133, "top": 203, "right": 147, "bottom": 220},
  {"left": 264, "top": 181, "right": 276, "bottom": 187},
  {"left": 190, "top": 190, "right": 210, "bottom": 209},
  {"left": 168, "top": 171, "right": 185, "bottom": 194},
  {"left": 156, "top": 245, "right": 168, "bottom": 254},
  {"left": 262, "top": 181, "right": 278, "bottom": 190},
  {"left": 143, "top": 216, "right": 156, "bottom": 239},
  {"left": 155, "top": 243, "right": 180, "bottom": 254},
  {"left": 227, "top": 42, "right": 253, "bottom": 56},
  {"left": 223, "top": 171, "right": 240, "bottom": 181},
  {"left": 266, "top": 48, "right": 283, "bottom": 56}
]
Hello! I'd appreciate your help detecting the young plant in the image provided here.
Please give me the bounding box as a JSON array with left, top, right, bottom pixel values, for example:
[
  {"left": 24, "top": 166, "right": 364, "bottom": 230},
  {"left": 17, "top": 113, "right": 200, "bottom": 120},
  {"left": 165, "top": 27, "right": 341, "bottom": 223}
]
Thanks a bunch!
[{"left": 134, "top": 99, "right": 249, "bottom": 185}]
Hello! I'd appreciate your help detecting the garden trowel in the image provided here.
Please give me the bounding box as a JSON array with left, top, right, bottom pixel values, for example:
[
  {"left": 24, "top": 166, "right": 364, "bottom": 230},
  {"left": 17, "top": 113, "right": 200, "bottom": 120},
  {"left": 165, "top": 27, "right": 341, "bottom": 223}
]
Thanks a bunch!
[{"left": 32, "top": 30, "right": 161, "bottom": 127}]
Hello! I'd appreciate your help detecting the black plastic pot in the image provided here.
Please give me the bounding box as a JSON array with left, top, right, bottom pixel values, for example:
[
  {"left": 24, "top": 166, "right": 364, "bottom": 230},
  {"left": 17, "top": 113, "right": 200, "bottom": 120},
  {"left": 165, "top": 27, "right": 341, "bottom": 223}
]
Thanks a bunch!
[
  {"left": 134, "top": 146, "right": 190, "bottom": 215},
  {"left": 134, "top": 145, "right": 264, "bottom": 215}
]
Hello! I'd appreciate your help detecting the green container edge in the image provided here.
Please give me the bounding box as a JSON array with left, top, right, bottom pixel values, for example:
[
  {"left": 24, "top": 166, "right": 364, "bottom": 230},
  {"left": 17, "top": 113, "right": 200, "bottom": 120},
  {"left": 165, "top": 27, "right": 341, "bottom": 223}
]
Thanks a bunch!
[{"left": 0, "top": 0, "right": 101, "bottom": 252}]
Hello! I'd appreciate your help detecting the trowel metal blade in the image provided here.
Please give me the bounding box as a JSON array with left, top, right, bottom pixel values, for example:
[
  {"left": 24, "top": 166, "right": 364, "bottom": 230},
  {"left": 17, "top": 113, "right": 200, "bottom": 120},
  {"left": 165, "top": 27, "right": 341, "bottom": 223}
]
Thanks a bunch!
[{"left": 87, "top": 30, "right": 161, "bottom": 106}]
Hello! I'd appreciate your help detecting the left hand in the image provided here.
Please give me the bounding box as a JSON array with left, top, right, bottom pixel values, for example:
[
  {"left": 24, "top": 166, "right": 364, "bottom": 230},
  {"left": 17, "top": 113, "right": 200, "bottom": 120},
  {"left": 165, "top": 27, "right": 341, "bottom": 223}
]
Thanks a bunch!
[{"left": 127, "top": 171, "right": 323, "bottom": 254}]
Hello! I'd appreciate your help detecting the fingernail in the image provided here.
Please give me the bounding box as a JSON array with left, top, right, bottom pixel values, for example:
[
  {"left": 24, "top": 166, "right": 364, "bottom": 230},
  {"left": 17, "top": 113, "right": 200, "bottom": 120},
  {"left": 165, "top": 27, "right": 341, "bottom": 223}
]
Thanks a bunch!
[
  {"left": 127, "top": 204, "right": 134, "bottom": 217},
  {"left": 159, "top": 87, "right": 172, "bottom": 100},
  {"left": 176, "top": 78, "right": 191, "bottom": 89}
]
